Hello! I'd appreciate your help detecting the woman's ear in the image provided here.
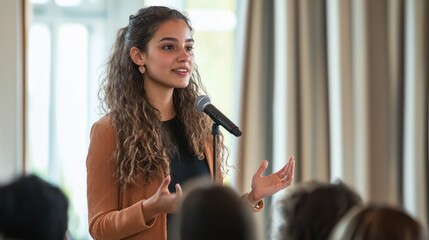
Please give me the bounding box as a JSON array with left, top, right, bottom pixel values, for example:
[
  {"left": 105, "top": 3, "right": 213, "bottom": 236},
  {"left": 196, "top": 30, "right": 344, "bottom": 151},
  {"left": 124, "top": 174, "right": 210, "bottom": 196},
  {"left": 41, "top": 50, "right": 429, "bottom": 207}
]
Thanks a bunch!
[{"left": 130, "top": 47, "right": 145, "bottom": 66}]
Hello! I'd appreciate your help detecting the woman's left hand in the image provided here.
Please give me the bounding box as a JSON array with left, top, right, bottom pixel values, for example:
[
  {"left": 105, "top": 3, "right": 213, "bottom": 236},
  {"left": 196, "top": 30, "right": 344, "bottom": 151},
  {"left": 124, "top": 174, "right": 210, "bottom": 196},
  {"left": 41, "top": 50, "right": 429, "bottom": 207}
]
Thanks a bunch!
[{"left": 248, "top": 156, "right": 295, "bottom": 204}]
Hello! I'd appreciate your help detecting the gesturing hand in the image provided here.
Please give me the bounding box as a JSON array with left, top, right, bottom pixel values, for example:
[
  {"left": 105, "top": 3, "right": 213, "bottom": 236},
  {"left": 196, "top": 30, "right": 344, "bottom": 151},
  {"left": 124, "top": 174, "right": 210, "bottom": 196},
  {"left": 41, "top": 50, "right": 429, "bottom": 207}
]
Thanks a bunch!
[
  {"left": 153, "top": 175, "right": 183, "bottom": 214},
  {"left": 143, "top": 175, "right": 183, "bottom": 223},
  {"left": 248, "top": 156, "right": 295, "bottom": 204}
]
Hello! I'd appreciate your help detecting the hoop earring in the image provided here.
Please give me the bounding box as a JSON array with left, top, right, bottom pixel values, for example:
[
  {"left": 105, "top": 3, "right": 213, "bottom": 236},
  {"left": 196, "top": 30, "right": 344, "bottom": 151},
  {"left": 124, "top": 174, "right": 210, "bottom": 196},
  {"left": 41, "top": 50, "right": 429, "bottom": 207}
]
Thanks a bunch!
[{"left": 139, "top": 65, "right": 146, "bottom": 74}]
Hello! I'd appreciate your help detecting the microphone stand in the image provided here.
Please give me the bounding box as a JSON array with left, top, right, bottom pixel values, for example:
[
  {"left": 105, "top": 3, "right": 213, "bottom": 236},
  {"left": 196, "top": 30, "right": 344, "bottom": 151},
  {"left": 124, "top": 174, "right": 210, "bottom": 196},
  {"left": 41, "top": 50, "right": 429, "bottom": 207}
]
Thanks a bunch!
[{"left": 211, "top": 123, "right": 219, "bottom": 183}]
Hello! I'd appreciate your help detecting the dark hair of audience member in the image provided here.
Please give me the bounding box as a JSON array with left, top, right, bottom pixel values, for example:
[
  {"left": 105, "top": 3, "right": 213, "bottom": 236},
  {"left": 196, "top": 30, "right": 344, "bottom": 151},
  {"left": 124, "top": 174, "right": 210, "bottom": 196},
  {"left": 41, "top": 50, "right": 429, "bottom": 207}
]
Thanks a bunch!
[
  {"left": 0, "top": 174, "right": 69, "bottom": 240},
  {"left": 329, "top": 204, "right": 427, "bottom": 240},
  {"left": 172, "top": 179, "right": 256, "bottom": 240},
  {"left": 277, "top": 180, "right": 362, "bottom": 240}
]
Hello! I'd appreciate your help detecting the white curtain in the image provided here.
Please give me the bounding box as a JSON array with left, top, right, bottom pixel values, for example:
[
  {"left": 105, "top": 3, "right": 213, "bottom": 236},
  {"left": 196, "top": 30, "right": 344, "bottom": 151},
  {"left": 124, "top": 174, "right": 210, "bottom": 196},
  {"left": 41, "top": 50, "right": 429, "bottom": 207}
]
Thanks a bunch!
[{"left": 237, "top": 0, "right": 428, "bottom": 239}]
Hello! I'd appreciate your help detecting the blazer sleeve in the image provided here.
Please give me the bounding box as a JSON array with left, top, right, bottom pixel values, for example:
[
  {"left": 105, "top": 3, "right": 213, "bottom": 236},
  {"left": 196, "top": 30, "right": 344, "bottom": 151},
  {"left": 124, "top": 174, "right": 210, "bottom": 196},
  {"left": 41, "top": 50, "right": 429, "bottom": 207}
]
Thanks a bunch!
[{"left": 86, "top": 118, "right": 155, "bottom": 240}]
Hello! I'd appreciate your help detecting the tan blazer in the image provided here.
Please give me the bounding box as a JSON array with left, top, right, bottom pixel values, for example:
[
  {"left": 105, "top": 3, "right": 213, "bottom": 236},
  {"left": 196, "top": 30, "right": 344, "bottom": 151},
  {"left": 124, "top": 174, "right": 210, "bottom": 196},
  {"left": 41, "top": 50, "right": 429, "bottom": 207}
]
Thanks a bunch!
[{"left": 86, "top": 115, "right": 223, "bottom": 240}]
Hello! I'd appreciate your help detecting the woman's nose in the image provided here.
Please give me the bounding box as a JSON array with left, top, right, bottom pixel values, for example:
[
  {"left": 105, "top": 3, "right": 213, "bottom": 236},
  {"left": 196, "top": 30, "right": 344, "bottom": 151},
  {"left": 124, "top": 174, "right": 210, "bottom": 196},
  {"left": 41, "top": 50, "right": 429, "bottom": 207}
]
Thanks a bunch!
[{"left": 177, "top": 49, "right": 191, "bottom": 62}]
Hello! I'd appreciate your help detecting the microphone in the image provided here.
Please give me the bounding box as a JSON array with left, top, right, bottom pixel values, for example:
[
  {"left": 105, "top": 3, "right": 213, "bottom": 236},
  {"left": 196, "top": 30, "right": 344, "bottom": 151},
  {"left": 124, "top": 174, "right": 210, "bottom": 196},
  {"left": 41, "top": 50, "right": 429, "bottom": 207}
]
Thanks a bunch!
[{"left": 194, "top": 95, "right": 242, "bottom": 137}]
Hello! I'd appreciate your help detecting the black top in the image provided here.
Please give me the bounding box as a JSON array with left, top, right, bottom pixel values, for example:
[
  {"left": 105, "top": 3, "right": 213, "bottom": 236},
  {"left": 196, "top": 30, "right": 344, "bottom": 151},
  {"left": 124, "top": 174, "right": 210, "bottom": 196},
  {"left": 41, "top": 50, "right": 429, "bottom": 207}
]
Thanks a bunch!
[{"left": 163, "top": 117, "right": 210, "bottom": 238}]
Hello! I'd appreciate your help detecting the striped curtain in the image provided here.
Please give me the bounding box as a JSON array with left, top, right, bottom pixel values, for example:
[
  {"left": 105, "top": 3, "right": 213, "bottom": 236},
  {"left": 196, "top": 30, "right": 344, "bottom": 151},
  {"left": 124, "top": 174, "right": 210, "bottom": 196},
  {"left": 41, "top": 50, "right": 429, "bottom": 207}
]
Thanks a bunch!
[{"left": 236, "top": 0, "right": 428, "bottom": 239}]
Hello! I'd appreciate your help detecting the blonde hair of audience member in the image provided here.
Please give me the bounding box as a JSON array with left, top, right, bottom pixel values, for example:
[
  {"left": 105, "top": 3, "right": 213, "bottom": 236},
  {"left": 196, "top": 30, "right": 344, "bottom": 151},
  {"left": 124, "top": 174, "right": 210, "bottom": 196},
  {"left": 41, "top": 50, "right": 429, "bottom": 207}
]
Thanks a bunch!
[
  {"left": 276, "top": 180, "right": 362, "bottom": 240},
  {"left": 171, "top": 177, "right": 257, "bottom": 240},
  {"left": 329, "top": 205, "right": 427, "bottom": 240}
]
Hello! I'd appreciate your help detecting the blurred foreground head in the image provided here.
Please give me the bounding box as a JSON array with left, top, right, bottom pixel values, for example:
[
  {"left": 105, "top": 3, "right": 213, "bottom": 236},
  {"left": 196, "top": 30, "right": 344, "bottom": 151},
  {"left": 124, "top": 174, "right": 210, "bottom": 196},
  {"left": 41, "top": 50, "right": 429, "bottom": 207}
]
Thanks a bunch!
[
  {"left": 329, "top": 204, "right": 427, "bottom": 240},
  {"left": 174, "top": 178, "right": 256, "bottom": 240},
  {"left": 277, "top": 180, "right": 362, "bottom": 240},
  {"left": 0, "top": 174, "right": 68, "bottom": 240}
]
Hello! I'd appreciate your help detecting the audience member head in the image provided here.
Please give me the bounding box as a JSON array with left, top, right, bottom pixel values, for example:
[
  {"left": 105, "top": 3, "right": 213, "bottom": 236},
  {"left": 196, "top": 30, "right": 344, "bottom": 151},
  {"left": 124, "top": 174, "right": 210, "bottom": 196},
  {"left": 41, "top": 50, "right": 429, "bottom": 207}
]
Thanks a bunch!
[
  {"left": 0, "top": 174, "right": 69, "bottom": 240},
  {"left": 173, "top": 177, "right": 256, "bottom": 240},
  {"left": 277, "top": 180, "right": 362, "bottom": 240},
  {"left": 329, "top": 204, "right": 427, "bottom": 240}
]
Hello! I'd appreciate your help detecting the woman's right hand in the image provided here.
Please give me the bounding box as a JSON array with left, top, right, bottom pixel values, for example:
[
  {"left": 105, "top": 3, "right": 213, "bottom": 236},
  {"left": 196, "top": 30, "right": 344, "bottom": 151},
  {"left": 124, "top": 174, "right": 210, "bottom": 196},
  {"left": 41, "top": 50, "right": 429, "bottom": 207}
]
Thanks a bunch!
[{"left": 142, "top": 175, "right": 182, "bottom": 223}]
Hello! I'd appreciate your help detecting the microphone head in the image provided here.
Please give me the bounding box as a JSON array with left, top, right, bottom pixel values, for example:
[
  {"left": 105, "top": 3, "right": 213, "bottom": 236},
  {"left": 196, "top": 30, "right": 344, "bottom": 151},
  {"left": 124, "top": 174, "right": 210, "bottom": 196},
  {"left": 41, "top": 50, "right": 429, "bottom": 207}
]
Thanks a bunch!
[{"left": 195, "top": 95, "right": 211, "bottom": 112}]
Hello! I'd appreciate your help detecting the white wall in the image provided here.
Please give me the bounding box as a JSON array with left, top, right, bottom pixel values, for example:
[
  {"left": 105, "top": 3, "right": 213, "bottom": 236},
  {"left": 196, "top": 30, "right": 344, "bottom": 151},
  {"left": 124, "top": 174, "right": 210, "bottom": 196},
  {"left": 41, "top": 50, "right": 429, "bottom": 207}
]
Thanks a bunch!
[{"left": 0, "top": 0, "right": 23, "bottom": 184}]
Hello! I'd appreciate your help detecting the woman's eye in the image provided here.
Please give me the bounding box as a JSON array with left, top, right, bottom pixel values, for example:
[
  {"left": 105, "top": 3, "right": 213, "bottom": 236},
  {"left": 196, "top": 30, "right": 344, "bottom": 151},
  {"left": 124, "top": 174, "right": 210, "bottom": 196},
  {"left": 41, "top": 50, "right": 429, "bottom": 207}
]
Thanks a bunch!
[
  {"left": 186, "top": 46, "right": 194, "bottom": 52},
  {"left": 162, "top": 45, "right": 175, "bottom": 50}
]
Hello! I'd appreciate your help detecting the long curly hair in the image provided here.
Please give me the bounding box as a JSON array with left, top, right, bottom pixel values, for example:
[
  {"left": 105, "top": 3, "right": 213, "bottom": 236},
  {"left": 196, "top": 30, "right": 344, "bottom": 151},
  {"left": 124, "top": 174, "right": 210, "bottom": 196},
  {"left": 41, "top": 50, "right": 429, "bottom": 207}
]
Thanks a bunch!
[{"left": 99, "top": 6, "right": 228, "bottom": 186}]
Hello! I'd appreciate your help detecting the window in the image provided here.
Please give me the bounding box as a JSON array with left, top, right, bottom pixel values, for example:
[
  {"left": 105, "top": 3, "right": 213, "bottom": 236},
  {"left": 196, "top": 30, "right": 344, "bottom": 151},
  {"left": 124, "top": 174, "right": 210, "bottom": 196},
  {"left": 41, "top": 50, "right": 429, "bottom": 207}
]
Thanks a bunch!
[{"left": 26, "top": 0, "right": 241, "bottom": 238}]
